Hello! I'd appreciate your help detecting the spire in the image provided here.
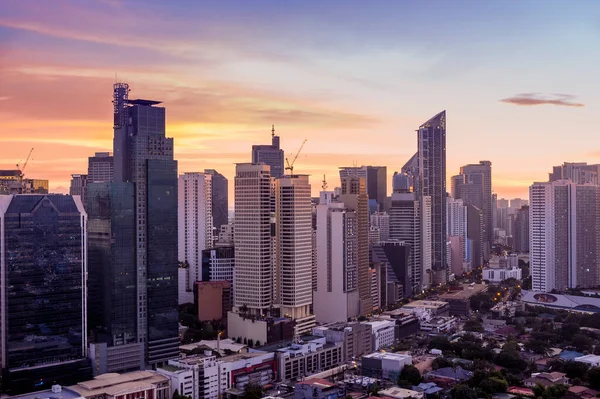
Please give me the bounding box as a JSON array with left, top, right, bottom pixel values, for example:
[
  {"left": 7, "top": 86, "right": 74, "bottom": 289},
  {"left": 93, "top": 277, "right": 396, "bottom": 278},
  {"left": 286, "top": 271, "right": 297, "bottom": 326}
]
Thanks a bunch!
[{"left": 271, "top": 124, "right": 275, "bottom": 137}]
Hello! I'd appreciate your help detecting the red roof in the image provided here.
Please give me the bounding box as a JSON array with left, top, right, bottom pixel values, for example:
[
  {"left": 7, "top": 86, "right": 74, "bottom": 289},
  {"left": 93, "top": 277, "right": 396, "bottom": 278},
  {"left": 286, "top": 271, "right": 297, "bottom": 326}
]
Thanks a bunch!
[{"left": 508, "top": 386, "right": 535, "bottom": 396}]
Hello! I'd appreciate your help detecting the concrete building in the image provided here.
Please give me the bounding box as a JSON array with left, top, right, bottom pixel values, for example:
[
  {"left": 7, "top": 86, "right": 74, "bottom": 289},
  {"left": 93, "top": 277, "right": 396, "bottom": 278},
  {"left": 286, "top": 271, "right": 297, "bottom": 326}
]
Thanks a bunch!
[
  {"left": 227, "top": 312, "right": 294, "bottom": 345},
  {"left": 549, "top": 162, "right": 600, "bottom": 185},
  {"left": 371, "top": 241, "right": 412, "bottom": 301},
  {"left": 88, "top": 151, "right": 114, "bottom": 183},
  {"left": 447, "top": 197, "right": 469, "bottom": 275},
  {"left": 314, "top": 197, "right": 360, "bottom": 323},
  {"left": 514, "top": 205, "right": 530, "bottom": 253},
  {"left": 389, "top": 175, "right": 432, "bottom": 293},
  {"left": 361, "top": 352, "right": 412, "bottom": 381},
  {"left": 179, "top": 172, "right": 213, "bottom": 304},
  {"left": 217, "top": 222, "right": 234, "bottom": 245},
  {"left": 112, "top": 83, "right": 179, "bottom": 365},
  {"left": 70, "top": 173, "right": 88, "bottom": 203},
  {"left": 204, "top": 169, "right": 228, "bottom": 236},
  {"left": 312, "top": 322, "right": 373, "bottom": 362},
  {"left": 530, "top": 180, "right": 600, "bottom": 291},
  {"left": 196, "top": 281, "right": 232, "bottom": 322},
  {"left": 294, "top": 378, "right": 347, "bottom": 399},
  {"left": 401, "top": 300, "right": 450, "bottom": 317},
  {"left": 252, "top": 126, "right": 284, "bottom": 178},
  {"left": 420, "top": 316, "right": 458, "bottom": 335},
  {"left": 364, "top": 320, "right": 396, "bottom": 350},
  {"left": 69, "top": 371, "right": 170, "bottom": 399},
  {"left": 339, "top": 166, "right": 387, "bottom": 213},
  {"left": 339, "top": 175, "right": 373, "bottom": 315},
  {"left": 371, "top": 212, "right": 390, "bottom": 241},
  {"left": 233, "top": 163, "right": 273, "bottom": 315},
  {"left": 0, "top": 195, "right": 92, "bottom": 393},
  {"left": 274, "top": 175, "right": 314, "bottom": 329},
  {"left": 466, "top": 204, "right": 484, "bottom": 269},
  {"left": 379, "top": 387, "right": 424, "bottom": 399},
  {"left": 439, "top": 283, "right": 488, "bottom": 317}
]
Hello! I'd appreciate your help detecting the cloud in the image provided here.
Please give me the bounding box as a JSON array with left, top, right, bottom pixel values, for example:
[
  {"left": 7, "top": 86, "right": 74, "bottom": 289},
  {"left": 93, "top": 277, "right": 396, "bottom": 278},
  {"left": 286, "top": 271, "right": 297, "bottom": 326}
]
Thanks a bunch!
[{"left": 500, "top": 93, "right": 585, "bottom": 107}]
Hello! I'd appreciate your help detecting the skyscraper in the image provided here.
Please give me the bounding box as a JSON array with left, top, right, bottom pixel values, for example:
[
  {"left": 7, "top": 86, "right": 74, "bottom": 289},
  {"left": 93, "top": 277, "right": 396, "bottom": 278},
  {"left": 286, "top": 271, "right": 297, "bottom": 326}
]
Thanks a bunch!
[
  {"left": 454, "top": 161, "right": 493, "bottom": 259},
  {"left": 339, "top": 166, "right": 387, "bottom": 212},
  {"left": 88, "top": 152, "right": 114, "bottom": 183},
  {"left": 0, "top": 195, "right": 92, "bottom": 393},
  {"left": 314, "top": 196, "right": 360, "bottom": 323},
  {"left": 251, "top": 126, "right": 285, "bottom": 178},
  {"left": 514, "top": 205, "right": 530, "bottom": 253},
  {"left": 274, "top": 175, "right": 314, "bottom": 329},
  {"left": 112, "top": 82, "right": 179, "bottom": 366},
  {"left": 204, "top": 169, "right": 228, "bottom": 236},
  {"left": 549, "top": 162, "right": 600, "bottom": 184},
  {"left": 70, "top": 173, "right": 88, "bottom": 203},
  {"left": 178, "top": 172, "right": 213, "bottom": 304},
  {"left": 447, "top": 197, "right": 468, "bottom": 274},
  {"left": 417, "top": 111, "right": 447, "bottom": 284},
  {"left": 233, "top": 163, "right": 273, "bottom": 315},
  {"left": 530, "top": 181, "right": 600, "bottom": 291},
  {"left": 339, "top": 176, "right": 373, "bottom": 315}
]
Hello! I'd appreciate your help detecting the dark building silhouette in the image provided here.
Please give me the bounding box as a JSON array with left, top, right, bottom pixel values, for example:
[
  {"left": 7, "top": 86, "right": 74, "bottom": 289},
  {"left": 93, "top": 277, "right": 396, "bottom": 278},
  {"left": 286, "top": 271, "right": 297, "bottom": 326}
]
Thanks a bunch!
[
  {"left": 205, "top": 169, "right": 228, "bottom": 235},
  {"left": 0, "top": 195, "right": 92, "bottom": 393},
  {"left": 251, "top": 126, "right": 284, "bottom": 178},
  {"left": 371, "top": 241, "right": 412, "bottom": 302},
  {"left": 514, "top": 205, "right": 529, "bottom": 253}
]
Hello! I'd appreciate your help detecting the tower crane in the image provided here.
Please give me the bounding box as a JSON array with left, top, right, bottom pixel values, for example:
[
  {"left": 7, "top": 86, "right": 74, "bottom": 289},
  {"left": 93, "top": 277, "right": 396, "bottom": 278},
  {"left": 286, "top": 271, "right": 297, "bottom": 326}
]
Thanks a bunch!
[
  {"left": 16, "top": 147, "right": 34, "bottom": 179},
  {"left": 284, "top": 139, "right": 307, "bottom": 175}
]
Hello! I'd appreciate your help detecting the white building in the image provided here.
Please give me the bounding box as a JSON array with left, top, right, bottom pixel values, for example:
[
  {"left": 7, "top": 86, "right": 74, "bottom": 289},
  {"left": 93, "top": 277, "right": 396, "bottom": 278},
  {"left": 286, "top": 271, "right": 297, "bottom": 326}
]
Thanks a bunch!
[
  {"left": 380, "top": 387, "right": 424, "bottom": 399},
  {"left": 364, "top": 320, "right": 396, "bottom": 350},
  {"left": 482, "top": 266, "right": 522, "bottom": 283},
  {"left": 217, "top": 222, "right": 234, "bottom": 245},
  {"left": 361, "top": 352, "right": 413, "bottom": 381},
  {"left": 530, "top": 180, "right": 600, "bottom": 291},
  {"left": 314, "top": 197, "right": 360, "bottom": 324},
  {"left": 233, "top": 163, "right": 273, "bottom": 314},
  {"left": 447, "top": 197, "right": 469, "bottom": 274},
  {"left": 271, "top": 336, "right": 343, "bottom": 382},
  {"left": 574, "top": 354, "right": 600, "bottom": 367},
  {"left": 178, "top": 172, "right": 213, "bottom": 304},
  {"left": 274, "top": 175, "right": 314, "bottom": 327},
  {"left": 371, "top": 212, "right": 390, "bottom": 241}
]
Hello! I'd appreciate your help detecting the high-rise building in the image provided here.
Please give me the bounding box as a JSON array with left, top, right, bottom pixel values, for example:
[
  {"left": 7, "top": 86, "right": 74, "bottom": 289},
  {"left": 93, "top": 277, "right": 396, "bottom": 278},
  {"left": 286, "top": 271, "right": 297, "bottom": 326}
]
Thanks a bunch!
[
  {"left": 529, "top": 181, "right": 600, "bottom": 291},
  {"left": 466, "top": 204, "right": 483, "bottom": 269},
  {"left": 70, "top": 173, "right": 88, "bottom": 203},
  {"left": 111, "top": 82, "right": 179, "bottom": 366},
  {"left": 233, "top": 163, "right": 273, "bottom": 315},
  {"left": 274, "top": 175, "right": 315, "bottom": 331},
  {"left": 371, "top": 241, "right": 412, "bottom": 301},
  {"left": 447, "top": 197, "right": 469, "bottom": 274},
  {"left": 370, "top": 212, "right": 390, "bottom": 241},
  {"left": 339, "top": 166, "right": 387, "bottom": 212},
  {"left": 453, "top": 161, "right": 493, "bottom": 261},
  {"left": 549, "top": 162, "right": 600, "bottom": 185},
  {"left": 251, "top": 126, "right": 285, "bottom": 178},
  {"left": 389, "top": 173, "right": 432, "bottom": 293},
  {"left": 0, "top": 195, "right": 92, "bottom": 393},
  {"left": 510, "top": 198, "right": 528, "bottom": 210},
  {"left": 417, "top": 111, "right": 447, "bottom": 284},
  {"left": 313, "top": 199, "right": 360, "bottom": 323},
  {"left": 88, "top": 152, "right": 114, "bottom": 183},
  {"left": 178, "top": 172, "right": 213, "bottom": 304},
  {"left": 514, "top": 205, "right": 530, "bottom": 253},
  {"left": 204, "top": 169, "right": 228, "bottom": 236},
  {"left": 339, "top": 176, "right": 373, "bottom": 315}
]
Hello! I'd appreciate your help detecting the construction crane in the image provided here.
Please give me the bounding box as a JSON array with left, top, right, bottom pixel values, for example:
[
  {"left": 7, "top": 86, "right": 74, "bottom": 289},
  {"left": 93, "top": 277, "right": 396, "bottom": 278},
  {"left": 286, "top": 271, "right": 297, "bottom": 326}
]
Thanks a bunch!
[
  {"left": 285, "top": 139, "right": 307, "bottom": 175},
  {"left": 16, "top": 147, "right": 34, "bottom": 179}
]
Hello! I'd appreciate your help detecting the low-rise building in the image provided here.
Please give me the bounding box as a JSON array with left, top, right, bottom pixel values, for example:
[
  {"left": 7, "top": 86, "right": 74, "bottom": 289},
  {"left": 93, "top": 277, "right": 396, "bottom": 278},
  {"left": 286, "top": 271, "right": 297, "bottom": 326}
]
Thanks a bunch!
[
  {"left": 482, "top": 266, "right": 522, "bottom": 283},
  {"left": 196, "top": 281, "right": 232, "bottom": 322},
  {"left": 420, "top": 317, "right": 458, "bottom": 335},
  {"left": 312, "top": 322, "right": 373, "bottom": 361},
  {"left": 68, "top": 371, "right": 171, "bottom": 399},
  {"left": 364, "top": 320, "right": 396, "bottom": 350},
  {"left": 524, "top": 372, "right": 569, "bottom": 388},
  {"left": 361, "top": 352, "right": 412, "bottom": 381},
  {"left": 294, "top": 378, "right": 346, "bottom": 399},
  {"left": 425, "top": 366, "right": 472, "bottom": 383},
  {"left": 400, "top": 300, "right": 449, "bottom": 317},
  {"left": 575, "top": 354, "right": 600, "bottom": 367},
  {"left": 439, "top": 283, "right": 488, "bottom": 317},
  {"left": 375, "top": 310, "right": 419, "bottom": 340},
  {"left": 379, "top": 387, "right": 424, "bottom": 399},
  {"left": 227, "top": 311, "right": 295, "bottom": 345}
]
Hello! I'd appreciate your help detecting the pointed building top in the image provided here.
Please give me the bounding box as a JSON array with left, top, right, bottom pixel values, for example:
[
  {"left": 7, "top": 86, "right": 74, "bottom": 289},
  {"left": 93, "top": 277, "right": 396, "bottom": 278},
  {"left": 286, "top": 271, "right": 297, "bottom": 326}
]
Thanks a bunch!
[{"left": 419, "top": 110, "right": 446, "bottom": 130}]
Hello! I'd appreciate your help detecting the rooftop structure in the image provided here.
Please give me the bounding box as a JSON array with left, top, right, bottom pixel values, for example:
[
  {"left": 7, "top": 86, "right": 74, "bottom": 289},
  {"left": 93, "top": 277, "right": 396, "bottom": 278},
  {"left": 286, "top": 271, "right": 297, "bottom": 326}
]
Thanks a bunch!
[
  {"left": 68, "top": 371, "right": 170, "bottom": 399},
  {"left": 439, "top": 283, "right": 488, "bottom": 300},
  {"left": 379, "top": 387, "right": 424, "bottom": 399}
]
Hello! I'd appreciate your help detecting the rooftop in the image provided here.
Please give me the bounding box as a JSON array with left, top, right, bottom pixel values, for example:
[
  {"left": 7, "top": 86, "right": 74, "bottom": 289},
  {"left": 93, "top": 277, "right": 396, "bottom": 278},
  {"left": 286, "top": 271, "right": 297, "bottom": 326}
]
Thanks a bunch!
[
  {"left": 439, "top": 284, "right": 487, "bottom": 300},
  {"left": 127, "top": 99, "right": 162, "bottom": 106},
  {"left": 363, "top": 352, "right": 412, "bottom": 361},
  {"left": 575, "top": 354, "right": 600, "bottom": 363},
  {"left": 69, "top": 372, "right": 168, "bottom": 398},
  {"left": 297, "top": 378, "right": 335, "bottom": 389},
  {"left": 380, "top": 386, "right": 424, "bottom": 399},
  {"left": 403, "top": 300, "right": 448, "bottom": 309},
  {"left": 8, "top": 386, "right": 83, "bottom": 399}
]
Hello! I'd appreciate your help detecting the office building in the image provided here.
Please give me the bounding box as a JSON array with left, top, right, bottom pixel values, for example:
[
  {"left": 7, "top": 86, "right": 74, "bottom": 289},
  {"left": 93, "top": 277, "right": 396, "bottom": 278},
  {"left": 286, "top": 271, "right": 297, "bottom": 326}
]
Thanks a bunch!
[
  {"left": 88, "top": 152, "right": 114, "bottom": 183},
  {"left": 363, "top": 320, "right": 396, "bottom": 350},
  {"left": 339, "top": 166, "right": 387, "bottom": 212},
  {"left": 178, "top": 172, "right": 213, "bottom": 304},
  {"left": 447, "top": 197, "right": 469, "bottom": 275},
  {"left": 416, "top": 111, "right": 447, "bottom": 284},
  {"left": 312, "top": 322, "right": 373, "bottom": 362},
  {"left": 371, "top": 241, "right": 412, "bottom": 301},
  {"left": 466, "top": 204, "right": 483, "bottom": 269},
  {"left": 339, "top": 176, "right": 373, "bottom": 315},
  {"left": 233, "top": 163, "right": 273, "bottom": 315},
  {"left": 314, "top": 198, "right": 360, "bottom": 323},
  {"left": 274, "top": 175, "right": 314, "bottom": 326},
  {"left": 0, "top": 195, "right": 92, "bottom": 393},
  {"left": 549, "top": 162, "right": 600, "bottom": 185},
  {"left": 218, "top": 222, "right": 234, "bottom": 245},
  {"left": 439, "top": 283, "right": 488, "bottom": 317},
  {"left": 112, "top": 82, "right": 179, "bottom": 366},
  {"left": 370, "top": 212, "right": 390, "bottom": 241},
  {"left": 530, "top": 181, "right": 600, "bottom": 291},
  {"left": 201, "top": 246, "right": 235, "bottom": 283},
  {"left": 70, "top": 173, "right": 88, "bottom": 203},
  {"left": 453, "top": 161, "right": 493, "bottom": 258},
  {"left": 69, "top": 371, "right": 170, "bottom": 399},
  {"left": 389, "top": 173, "right": 432, "bottom": 293},
  {"left": 195, "top": 281, "right": 232, "bottom": 322},
  {"left": 362, "top": 352, "right": 412, "bottom": 381},
  {"left": 510, "top": 198, "right": 528, "bottom": 210},
  {"left": 0, "top": 170, "right": 49, "bottom": 195},
  {"left": 204, "top": 169, "right": 228, "bottom": 235},
  {"left": 252, "top": 126, "right": 284, "bottom": 178},
  {"left": 514, "top": 205, "right": 529, "bottom": 253}
]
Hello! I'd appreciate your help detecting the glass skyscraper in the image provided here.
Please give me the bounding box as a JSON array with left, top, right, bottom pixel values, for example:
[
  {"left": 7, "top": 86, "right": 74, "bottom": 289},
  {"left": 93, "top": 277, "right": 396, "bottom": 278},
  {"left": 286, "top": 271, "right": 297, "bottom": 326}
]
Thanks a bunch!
[{"left": 0, "top": 194, "right": 92, "bottom": 393}]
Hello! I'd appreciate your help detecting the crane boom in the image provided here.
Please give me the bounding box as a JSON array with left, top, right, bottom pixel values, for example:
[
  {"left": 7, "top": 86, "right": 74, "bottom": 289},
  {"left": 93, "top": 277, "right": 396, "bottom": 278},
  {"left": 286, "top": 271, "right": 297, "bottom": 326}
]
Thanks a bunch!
[
  {"left": 285, "top": 139, "right": 307, "bottom": 175},
  {"left": 16, "top": 147, "right": 34, "bottom": 178}
]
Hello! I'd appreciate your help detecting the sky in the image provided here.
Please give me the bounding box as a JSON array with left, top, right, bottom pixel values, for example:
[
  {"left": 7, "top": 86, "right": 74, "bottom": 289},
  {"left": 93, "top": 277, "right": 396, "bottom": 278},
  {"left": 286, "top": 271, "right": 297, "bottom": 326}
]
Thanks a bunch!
[{"left": 1, "top": 0, "right": 599, "bottom": 200}]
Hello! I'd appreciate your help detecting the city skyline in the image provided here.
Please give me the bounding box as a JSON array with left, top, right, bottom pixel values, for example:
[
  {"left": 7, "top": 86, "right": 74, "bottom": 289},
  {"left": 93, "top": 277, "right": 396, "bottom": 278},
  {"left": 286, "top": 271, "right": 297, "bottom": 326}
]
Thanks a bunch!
[{"left": 2, "top": 0, "right": 599, "bottom": 199}]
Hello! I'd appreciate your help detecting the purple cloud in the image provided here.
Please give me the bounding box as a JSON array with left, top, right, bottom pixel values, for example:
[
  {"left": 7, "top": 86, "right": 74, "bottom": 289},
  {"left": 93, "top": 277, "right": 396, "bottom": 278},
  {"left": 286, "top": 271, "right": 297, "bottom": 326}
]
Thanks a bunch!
[{"left": 500, "top": 93, "right": 584, "bottom": 107}]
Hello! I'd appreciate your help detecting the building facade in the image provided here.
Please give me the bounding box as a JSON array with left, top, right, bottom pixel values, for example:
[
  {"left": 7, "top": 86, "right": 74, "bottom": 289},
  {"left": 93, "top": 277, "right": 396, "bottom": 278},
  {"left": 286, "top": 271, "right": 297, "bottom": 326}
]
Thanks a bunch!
[
  {"left": 88, "top": 151, "right": 114, "bottom": 183},
  {"left": 70, "top": 173, "right": 88, "bottom": 203},
  {"left": 252, "top": 126, "right": 284, "bottom": 178},
  {"left": 204, "top": 169, "right": 228, "bottom": 236}
]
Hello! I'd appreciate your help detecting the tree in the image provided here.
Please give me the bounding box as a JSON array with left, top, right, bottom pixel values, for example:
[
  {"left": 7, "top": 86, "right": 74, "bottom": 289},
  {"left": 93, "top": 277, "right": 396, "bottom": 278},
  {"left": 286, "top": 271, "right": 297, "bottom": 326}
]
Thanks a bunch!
[
  {"left": 255, "top": 340, "right": 261, "bottom": 347},
  {"left": 452, "top": 384, "right": 478, "bottom": 399},
  {"left": 368, "top": 382, "right": 380, "bottom": 397},
  {"left": 248, "top": 338, "right": 254, "bottom": 347},
  {"left": 480, "top": 377, "right": 508, "bottom": 395},
  {"left": 429, "top": 336, "right": 452, "bottom": 352},
  {"left": 571, "top": 333, "right": 593, "bottom": 353},
  {"left": 561, "top": 322, "right": 580, "bottom": 339},
  {"left": 244, "top": 383, "right": 264, "bottom": 399},
  {"left": 399, "top": 364, "right": 421, "bottom": 386},
  {"left": 432, "top": 357, "right": 453, "bottom": 370},
  {"left": 464, "top": 319, "right": 484, "bottom": 333},
  {"left": 587, "top": 367, "right": 600, "bottom": 389}
]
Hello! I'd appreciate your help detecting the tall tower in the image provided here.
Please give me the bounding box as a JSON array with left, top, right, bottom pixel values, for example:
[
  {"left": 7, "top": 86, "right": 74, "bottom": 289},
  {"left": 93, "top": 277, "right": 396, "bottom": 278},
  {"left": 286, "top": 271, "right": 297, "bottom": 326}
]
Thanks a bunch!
[
  {"left": 447, "top": 197, "right": 469, "bottom": 275},
  {"left": 204, "top": 169, "right": 229, "bottom": 235},
  {"left": 274, "top": 175, "right": 314, "bottom": 328},
  {"left": 233, "top": 163, "right": 273, "bottom": 315},
  {"left": 178, "top": 172, "right": 213, "bottom": 304},
  {"left": 111, "top": 83, "right": 179, "bottom": 366},
  {"left": 251, "top": 126, "right": 285, "bottom": 178},
  {"left": 339, "top": 176, "right": 373, "bottom": 315},
  {"left": 417, "top": 111, "right": 447, "bottom": 284}
]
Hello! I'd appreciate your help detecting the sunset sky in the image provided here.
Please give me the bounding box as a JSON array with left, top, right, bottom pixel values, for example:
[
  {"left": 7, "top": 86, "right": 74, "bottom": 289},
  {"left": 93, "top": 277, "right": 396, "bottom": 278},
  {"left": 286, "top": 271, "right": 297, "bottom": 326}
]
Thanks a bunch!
[{"left": 1, "top": 0, "right": 599, "bottom": 200}]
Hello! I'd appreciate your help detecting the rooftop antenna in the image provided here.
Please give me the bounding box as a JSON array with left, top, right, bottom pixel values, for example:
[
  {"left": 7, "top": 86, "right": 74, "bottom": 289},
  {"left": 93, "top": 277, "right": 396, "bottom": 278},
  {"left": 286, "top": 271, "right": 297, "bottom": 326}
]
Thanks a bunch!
[
  {"left": 321, "top": 175, "right": 328, "bottom": 190},
  {"left": 271, "top": 124, "right": 275, "bottom": 138}
]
